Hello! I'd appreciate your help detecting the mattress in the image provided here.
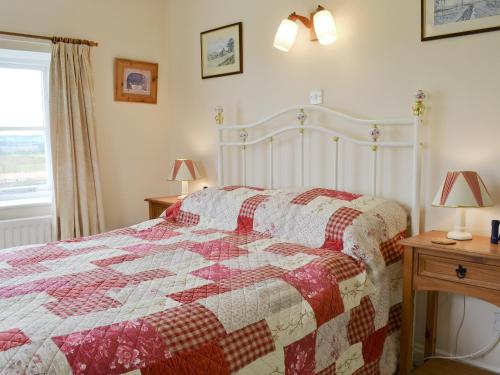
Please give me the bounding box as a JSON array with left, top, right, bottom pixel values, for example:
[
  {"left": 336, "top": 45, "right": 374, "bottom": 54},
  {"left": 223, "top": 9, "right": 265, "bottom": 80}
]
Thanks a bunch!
[{"left": 0, "top": 186, "right": 407, "bottom": 374}]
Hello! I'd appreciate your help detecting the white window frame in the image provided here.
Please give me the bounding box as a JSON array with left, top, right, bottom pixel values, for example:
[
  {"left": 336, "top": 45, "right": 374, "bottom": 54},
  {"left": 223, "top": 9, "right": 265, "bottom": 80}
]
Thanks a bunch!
[{"left": 0, "top": 49, "right": 52, "bottom": 208}]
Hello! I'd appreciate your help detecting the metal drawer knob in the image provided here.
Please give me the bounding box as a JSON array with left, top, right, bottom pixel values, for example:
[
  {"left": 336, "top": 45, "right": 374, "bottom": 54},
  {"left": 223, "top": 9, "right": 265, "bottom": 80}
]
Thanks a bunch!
[{"left": 456, "top": 265, "right": 467, "bottom": 279}]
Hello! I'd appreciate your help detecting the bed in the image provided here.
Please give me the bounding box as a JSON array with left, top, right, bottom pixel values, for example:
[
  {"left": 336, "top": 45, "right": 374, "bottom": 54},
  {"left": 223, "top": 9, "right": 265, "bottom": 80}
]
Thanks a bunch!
[{"left": 0, "top": 94, "right": 425, "bottom": 374}]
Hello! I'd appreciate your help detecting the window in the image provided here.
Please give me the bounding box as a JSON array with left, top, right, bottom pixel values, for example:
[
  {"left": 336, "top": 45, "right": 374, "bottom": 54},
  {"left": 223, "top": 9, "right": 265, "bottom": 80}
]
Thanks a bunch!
[{"left": 0, "top": 49, "right": 51, "bottom": 206}]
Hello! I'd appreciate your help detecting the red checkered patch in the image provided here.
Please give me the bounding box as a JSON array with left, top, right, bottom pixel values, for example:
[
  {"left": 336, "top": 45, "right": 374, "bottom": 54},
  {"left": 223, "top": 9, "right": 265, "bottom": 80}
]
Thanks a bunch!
[
  {"left": 91, "top": 253, "right": 142, "bottom": 267},
  {"left": 347, "top": 296, "right": 375, "bottom": 344},
  {"left": 291, "top": 188, "right": 362, "bottom": 205},
  {"left": 315, "top": 252, "right": 365, "bottom": 282},
  {"left": 317, "top": 363, "right": 336, "bottom": 375},
  {"left": 130, "top": 225, "right": 182, "bottom": 241},
  {"left": 3, "top": 245, "right": 71, "bottom": 266},
  {"left": 121, "top": 241, "right": 194, "bottom": 257},
  {"left": 168, "top": 283, "right": 231, "bottom": 304},
  {"left": 387, "top": 302, "right": 402, "bottom": 334},
  {"left": 0, "top": 267, "right": 124, "bottom": 299},
  {"left": 266, "top": 242, "right": 331, "bottom": 257},
  {"left": 266, "top": 242, "right": 316, "bottom": 256},
  {"left": 237, "top": 194, "right": 269, "bottom": 231},
  {"left": 219, "top": 320, "right": 275, "bottom": 372},
  {"left": 190, "top": 239, "right": 249, "bottom": 261},
  {"left": 220, "top": 231, "right": 270, "bottom": 246},
  {"left": 44, "top": 293, "right": 122, "bottom": 318},
  {"left": 0, "top": 329, "right": 30, "bottom": 352},
  {"left": 191, "top": 264, "right": 242, "bottom": 281},
  {"left": 177, "top": 210, "right": 200, "bottom": 225},
  {"left": 145, "top": 302, "right": 227, "bottom": 354},
  {"left": 353, "top": 359, "right": 380, "bottom": 375},
  {"left": 218, "top": 265, "right": 285, "bottom": 290},
  {"left": 47, "top": 268, "right": 172, "bottom": 300},
  {"left": 0, "top": 264, "right": 50, "bottom": 279},
  {"left": 322, "top": 207, "right": 362, "bottom": 250},
  {"left": 380, "top": 232, "right": 406, "bottom": 266},
  {"left": 192, "top": 229, "right": 221, "bottom": 235}
]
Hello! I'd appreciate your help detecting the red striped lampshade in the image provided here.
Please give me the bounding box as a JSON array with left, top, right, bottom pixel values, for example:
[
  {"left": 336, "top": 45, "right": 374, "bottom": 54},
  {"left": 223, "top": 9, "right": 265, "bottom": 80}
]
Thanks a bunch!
[
  {"left": 168, "top": 159, "right": 199, "bottom": 181},
  {"left": 432, "top": 171, "right": 493, "bottom": 208}
]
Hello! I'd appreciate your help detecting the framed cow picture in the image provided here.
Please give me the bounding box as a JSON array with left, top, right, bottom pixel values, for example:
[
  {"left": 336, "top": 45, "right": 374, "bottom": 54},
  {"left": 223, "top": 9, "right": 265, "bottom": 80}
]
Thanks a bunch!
[{"left": 114, "top": 58, "right": 158, "bottom": 104}]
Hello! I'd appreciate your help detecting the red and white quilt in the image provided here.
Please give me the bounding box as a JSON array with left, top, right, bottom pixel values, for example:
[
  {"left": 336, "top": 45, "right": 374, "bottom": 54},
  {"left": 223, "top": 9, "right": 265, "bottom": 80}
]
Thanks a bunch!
[{"left": 0, "top": 186, "right": 407, "bottom": 374}]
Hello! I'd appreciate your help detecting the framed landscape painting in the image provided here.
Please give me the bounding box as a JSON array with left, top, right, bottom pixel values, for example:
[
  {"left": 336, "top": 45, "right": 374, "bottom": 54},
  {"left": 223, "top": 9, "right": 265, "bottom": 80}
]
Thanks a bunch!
[
  {"left": 114, "top": 58, "right": 158, "bottom": 104},
  {"left": 422, "top": 0, "right": 500, "bottom": 41},
  {"left": 200, "top": 22, "right": 243, "bottom": 79}
]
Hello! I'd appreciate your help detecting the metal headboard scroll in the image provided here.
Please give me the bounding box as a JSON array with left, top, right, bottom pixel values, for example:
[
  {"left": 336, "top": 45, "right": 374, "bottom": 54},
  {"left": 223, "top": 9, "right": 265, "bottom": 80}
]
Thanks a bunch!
[{"left": 215, "top": 90, "right": 426, "bottom": 235}]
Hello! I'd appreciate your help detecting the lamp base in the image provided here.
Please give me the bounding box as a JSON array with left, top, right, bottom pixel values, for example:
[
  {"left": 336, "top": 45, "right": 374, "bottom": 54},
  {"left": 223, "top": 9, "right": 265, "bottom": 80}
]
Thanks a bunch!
[
  {"left": 447, "top": 207, "right": 472, "bottom": 241},
  {"left": 447, "top": 230, "right": 472, "bottom": 241},
  {"left": 179, "top": 181, "right": 189, "bottom": 199}
]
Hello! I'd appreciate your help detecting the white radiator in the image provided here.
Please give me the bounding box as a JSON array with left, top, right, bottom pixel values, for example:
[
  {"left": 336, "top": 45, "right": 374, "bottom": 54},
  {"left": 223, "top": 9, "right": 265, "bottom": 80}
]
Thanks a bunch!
[{"left": 0, "top": 216, "right": 53, "bottom": 250}]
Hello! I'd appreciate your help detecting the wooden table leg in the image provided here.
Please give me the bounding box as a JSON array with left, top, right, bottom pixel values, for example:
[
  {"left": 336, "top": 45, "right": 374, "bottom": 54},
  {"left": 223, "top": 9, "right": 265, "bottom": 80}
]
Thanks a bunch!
[
  {"left": 400, "top": 246, "right": 415, "bottom": 375},
  {"left": 424, "top": 291, "right": 439, "bottom": 358}
]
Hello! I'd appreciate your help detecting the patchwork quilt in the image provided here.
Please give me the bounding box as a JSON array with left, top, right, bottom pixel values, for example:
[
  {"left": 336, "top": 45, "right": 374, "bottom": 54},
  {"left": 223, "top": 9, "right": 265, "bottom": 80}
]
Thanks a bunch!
[{"left": 0, "top": 186, "right": 407, "bottom": 375}]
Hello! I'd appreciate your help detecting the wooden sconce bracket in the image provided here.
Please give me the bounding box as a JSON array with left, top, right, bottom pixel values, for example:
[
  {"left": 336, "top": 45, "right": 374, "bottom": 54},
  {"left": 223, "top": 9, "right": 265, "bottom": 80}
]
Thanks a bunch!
[{"left": 287, "top": 5, "right": 325, "bottom": 41}]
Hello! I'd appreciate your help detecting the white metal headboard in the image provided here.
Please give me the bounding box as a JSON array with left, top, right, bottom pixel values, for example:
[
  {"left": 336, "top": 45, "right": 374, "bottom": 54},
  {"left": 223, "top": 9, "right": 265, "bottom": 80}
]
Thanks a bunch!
[{"left": 215, "top": 90, "right": 426, "bottom": 235}]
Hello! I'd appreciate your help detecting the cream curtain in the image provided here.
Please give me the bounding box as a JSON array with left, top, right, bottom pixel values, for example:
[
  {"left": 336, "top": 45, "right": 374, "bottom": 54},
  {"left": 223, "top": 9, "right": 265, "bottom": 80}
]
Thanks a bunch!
[{"left": 50, "top": 42, "right": 105, "bottom": 240}]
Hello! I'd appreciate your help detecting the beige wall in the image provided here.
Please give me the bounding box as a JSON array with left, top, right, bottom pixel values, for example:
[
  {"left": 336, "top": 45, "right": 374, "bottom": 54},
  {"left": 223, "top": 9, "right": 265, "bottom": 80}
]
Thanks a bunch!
[
  {"left": 165, "top": 0, "right": 500, "bottom": 370},
  {"left": 1, "top": 0, "right": 499, "bottom": 370},
  {"left": 0, "top": 0, "right": 169, "bottom": 229}
]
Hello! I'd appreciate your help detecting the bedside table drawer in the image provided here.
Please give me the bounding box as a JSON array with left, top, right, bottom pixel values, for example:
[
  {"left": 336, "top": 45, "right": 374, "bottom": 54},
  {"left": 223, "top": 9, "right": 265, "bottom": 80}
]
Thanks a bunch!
[{"left": 417, "top": 253, "right": 500, "bottom": 290}]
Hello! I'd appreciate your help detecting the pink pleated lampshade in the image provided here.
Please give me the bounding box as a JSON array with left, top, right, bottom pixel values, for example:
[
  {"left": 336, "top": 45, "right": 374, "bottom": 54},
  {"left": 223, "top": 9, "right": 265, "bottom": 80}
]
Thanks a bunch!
[{"left": 168, "top": 159, "right": 199, "bottom": 182}]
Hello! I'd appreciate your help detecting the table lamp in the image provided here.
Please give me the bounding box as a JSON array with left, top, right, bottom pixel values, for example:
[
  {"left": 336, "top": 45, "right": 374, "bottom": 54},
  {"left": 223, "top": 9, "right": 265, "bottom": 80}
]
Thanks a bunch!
[
  {"left": 432, "top": 171, "right": 493, "bottom": 240},
  {"left": 168, "top": 159, "right": 199, "bottom": 198}
]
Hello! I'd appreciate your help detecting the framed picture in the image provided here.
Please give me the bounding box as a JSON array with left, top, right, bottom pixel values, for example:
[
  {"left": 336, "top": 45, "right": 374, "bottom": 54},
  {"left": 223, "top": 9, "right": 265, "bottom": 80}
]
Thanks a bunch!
[
  {"left": 200, "top": 22, "right": 243, "bottom": 79},
  {"left": 114, "top": 58, "right": 158, "bottom": 104},
  {"left": 422, "top": 0, "right": 500, "bottom": 41}
]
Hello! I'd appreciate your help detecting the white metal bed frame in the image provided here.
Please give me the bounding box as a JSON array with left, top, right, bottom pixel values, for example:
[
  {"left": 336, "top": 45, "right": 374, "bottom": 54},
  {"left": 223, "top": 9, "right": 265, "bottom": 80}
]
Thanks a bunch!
[{"left": 214, "top": 90, "right": 426, "bottom": 235}]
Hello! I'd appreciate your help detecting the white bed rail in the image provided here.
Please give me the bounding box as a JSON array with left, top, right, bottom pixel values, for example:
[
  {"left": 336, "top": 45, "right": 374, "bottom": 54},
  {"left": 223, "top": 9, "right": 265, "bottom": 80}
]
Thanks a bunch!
[{"left": 215, "top": 91, "right": 426, "bottom": 235}]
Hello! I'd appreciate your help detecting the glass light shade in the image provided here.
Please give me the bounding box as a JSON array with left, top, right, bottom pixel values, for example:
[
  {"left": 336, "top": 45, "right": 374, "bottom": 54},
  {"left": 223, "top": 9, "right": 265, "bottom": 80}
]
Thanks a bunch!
[
  {"left": 273, "top": 19, "right": 299, "bottom": 52},
  {"left": 313, "top": 9, "right": 337, "bottom": 45}
]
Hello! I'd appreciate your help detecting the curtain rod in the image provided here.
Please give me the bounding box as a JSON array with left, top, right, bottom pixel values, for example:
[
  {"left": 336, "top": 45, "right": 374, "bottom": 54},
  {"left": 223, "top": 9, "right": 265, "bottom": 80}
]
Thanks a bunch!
[{"left": 0, "top": 31, "right": 98, "bottom": 47}]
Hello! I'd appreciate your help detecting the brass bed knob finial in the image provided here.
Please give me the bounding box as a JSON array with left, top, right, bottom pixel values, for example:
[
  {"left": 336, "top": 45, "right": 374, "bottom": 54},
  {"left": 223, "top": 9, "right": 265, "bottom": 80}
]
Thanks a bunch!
[
  {"left": 413, "top": 90, "right": 426, "bottom": 117},
  {"left": 215, "top": 106, "right": 224, "bottom": 125}
]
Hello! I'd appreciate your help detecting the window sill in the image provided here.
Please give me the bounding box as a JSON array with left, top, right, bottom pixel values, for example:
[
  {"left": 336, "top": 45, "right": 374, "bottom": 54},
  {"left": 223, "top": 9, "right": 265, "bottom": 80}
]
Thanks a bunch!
[{"left": 0, "top": 197, "right": 52, "bottom": 210}]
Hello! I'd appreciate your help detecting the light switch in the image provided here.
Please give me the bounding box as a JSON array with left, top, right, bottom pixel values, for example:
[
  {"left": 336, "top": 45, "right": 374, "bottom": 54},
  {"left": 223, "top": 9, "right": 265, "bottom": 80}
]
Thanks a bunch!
[{"left": 309, "top": 89, "right": 323, "bottom": 105}]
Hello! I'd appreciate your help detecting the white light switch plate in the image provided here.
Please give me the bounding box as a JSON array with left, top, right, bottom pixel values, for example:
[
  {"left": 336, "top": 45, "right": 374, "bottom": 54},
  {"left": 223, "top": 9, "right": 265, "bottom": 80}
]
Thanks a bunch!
[{"left": 310, "top": 89, "right": 323, "bottom": 105}]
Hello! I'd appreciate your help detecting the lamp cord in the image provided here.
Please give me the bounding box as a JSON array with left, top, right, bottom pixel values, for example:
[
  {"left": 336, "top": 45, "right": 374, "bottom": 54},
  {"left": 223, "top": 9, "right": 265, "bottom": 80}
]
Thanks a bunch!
[
  {"left": 424, "top": 296, "right": 500, "bottom": 361},
  {"left": 424, "top": 336, "right": 500, "bottom": 361},
  {"left": 454, "top": 295, "right": 466, "bottom": 355}
]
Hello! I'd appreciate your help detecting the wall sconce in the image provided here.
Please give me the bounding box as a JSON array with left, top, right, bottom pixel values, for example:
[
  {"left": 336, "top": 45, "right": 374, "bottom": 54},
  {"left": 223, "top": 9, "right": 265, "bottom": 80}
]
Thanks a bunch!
[{"left": 273, "top": 5, "right": 337, "bottom": 52}]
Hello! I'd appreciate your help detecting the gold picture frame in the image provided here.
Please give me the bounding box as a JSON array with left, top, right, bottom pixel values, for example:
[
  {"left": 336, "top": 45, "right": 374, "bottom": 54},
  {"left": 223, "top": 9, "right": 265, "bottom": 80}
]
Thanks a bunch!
[{"left": 114, "top": 58, "right": 158, "bottom": 104}]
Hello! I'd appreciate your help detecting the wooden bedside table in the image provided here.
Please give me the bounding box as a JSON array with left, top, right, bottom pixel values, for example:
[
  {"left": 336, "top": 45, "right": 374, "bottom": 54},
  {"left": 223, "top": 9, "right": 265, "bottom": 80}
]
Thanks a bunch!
[
  {"left": 144, "top": 196, "right": 179, "bottom": 219},
  {"left": 398, "top": 231, "right": 500, "bottom": 375}
]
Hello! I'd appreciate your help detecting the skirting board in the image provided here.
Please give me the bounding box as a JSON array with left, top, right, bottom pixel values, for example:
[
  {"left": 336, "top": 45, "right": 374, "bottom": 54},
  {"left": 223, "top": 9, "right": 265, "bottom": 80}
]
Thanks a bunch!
[{"left": 414, "top": 342, "right": 500, "bottom": 374}]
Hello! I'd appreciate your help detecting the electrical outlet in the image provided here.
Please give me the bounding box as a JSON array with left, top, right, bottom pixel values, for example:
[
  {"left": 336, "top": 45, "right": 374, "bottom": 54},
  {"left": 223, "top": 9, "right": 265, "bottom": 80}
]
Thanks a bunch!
[
  {"left": 309, "top": 89, "right": 323, "bottom": 105},
  {"left": 495, "top": 311, "right": 500, "bottom": 334}
]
